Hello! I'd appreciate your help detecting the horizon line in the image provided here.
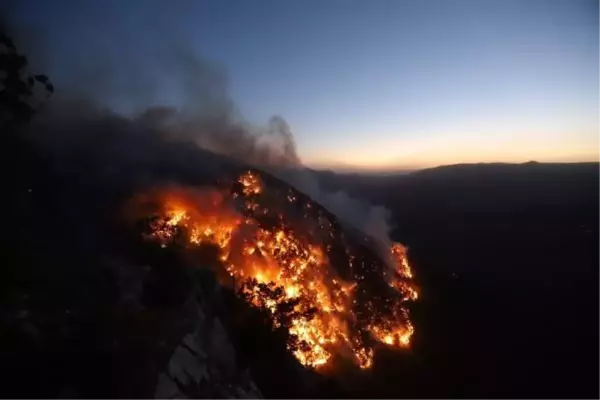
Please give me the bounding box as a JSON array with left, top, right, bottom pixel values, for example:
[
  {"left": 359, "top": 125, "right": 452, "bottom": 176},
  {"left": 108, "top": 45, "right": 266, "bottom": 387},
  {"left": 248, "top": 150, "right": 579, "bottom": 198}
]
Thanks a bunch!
[{"left": 305, "top": 159, "right": 600, "bottom": 175}]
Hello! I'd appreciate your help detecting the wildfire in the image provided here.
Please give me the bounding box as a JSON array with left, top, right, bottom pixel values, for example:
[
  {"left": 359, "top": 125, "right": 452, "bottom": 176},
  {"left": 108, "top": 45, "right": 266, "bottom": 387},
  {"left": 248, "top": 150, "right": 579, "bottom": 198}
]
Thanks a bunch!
[{"left": 135, "top": 171, "right": 418, "bottom": 370}]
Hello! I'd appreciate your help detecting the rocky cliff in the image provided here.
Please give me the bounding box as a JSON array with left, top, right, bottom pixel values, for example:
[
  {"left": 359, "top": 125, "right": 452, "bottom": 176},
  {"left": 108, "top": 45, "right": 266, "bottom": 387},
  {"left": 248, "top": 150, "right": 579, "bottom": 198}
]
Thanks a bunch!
[{"left": 154, "top": 273, "right": 263, "bottom": 399}]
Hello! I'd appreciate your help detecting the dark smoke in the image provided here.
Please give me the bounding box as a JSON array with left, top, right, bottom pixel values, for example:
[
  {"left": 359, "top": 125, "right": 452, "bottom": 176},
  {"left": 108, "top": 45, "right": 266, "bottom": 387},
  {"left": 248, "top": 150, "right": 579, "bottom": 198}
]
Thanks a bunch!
[{"left": 5, "top": 1, "right": 398, "bottom": 256}]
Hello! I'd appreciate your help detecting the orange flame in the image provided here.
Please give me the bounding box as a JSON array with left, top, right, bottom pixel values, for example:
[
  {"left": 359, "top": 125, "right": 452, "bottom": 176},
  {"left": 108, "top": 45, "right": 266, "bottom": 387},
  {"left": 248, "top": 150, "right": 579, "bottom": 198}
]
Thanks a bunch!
[{"left": 136, "top": 171, "right": 418, "bottom": 369}]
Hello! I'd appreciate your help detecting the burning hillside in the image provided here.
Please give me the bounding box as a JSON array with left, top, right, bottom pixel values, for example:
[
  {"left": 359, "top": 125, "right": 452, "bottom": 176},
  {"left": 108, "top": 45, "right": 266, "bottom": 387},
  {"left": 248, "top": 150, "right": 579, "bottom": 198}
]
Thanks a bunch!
[{"left": 130, "top": 170, "right": 418, "bottom": 370}]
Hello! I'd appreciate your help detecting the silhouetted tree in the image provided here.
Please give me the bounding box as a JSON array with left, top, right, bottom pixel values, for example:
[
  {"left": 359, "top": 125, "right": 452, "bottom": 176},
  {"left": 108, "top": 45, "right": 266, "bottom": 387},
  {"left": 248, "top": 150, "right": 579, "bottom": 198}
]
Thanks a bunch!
[{"left": 0, "top": 27, "right": 53, "bottom": 129}]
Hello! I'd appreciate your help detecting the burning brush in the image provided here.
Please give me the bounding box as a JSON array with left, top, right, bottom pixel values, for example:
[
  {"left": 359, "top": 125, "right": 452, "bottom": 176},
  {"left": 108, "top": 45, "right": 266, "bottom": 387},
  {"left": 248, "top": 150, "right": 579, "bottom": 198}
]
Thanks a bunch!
[{"left": 130, "top": 170, "right": 418, "bottom": 370}]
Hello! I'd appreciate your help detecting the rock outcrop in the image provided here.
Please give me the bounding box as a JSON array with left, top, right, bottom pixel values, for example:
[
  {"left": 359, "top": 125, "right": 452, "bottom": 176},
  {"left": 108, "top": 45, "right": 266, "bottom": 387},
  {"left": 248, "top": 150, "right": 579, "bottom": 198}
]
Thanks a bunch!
[{"left": 154, "top": 270, "right": 262, "bottom": 399}]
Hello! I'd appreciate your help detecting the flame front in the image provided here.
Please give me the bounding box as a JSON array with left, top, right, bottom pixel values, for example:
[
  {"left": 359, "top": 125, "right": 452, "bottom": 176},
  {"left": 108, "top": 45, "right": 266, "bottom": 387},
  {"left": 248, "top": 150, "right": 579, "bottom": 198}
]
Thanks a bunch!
[{"left": 136, "top": 171, "right": 418, "bottom": 370}]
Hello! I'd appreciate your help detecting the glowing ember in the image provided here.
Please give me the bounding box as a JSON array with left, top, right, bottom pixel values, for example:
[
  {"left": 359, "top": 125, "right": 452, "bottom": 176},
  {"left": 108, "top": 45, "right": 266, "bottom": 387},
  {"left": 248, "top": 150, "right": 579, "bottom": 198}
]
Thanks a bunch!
[
  {"left": 239, "top": 170, "right": 262, "bottom": 196},
  {"left": 135, "top": 170, "right": 418, "bottom": 370}
]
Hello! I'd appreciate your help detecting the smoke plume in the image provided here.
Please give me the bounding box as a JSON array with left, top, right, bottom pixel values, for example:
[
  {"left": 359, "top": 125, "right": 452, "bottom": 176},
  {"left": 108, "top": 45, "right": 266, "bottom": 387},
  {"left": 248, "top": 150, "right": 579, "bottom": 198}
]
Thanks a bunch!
[{"left": 5, "top": 1, "right": 397, "bottom": 258}]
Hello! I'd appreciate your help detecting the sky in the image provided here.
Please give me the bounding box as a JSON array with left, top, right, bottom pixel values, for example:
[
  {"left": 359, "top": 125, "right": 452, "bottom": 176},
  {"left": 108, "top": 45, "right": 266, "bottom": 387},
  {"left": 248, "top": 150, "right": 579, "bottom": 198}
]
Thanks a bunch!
[{"left": 6, "top": 0, "right": 599, "bottom": 171}]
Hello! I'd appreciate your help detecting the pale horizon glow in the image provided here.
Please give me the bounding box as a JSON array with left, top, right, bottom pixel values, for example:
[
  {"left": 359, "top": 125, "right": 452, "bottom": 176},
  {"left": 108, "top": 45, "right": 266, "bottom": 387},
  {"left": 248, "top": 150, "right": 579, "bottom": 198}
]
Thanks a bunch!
[{"left": 303, "top": 125, "right": 599, "bottom": 171}]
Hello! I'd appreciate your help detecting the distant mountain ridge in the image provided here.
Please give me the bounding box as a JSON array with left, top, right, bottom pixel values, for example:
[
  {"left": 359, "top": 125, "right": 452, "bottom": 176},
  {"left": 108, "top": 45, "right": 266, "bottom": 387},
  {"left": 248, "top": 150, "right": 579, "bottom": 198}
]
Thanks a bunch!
[
  {"left": 309, "top": 161, "right": 599, "bottom": 179},
  {"left": 305, "top": 161, "right": 599, "bottom": 221}
]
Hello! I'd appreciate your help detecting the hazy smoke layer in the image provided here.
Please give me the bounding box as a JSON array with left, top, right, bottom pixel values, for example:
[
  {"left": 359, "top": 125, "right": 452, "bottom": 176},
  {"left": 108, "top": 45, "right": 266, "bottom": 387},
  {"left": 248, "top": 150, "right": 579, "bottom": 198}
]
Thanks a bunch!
[{"left": 5, "top": 1, "right": 397, "bottom": 254}]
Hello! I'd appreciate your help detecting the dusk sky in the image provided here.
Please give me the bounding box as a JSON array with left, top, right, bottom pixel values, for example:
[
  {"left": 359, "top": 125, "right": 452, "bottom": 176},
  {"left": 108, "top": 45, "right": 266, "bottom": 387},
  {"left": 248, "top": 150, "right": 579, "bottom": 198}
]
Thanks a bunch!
[{"left": 8, "top": 0, "right": 599, "bottom": 171}]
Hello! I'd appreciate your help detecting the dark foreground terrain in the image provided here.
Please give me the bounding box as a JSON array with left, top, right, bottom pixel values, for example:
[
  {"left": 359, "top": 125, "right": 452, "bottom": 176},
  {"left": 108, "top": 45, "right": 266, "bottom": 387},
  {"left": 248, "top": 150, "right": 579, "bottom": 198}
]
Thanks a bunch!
[
  {"left": 316, "top": 162, "right": 599, "bottom": 398},
  {"left": 4, "top": 134, "right": 596, "bottom": 399}
]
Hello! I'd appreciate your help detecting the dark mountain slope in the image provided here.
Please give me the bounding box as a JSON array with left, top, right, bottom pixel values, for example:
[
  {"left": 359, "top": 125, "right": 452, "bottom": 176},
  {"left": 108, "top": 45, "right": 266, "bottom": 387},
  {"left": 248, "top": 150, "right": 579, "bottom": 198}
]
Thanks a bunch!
[{"left": 311, "top": 162, "right": 599, "bottom": 398}]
